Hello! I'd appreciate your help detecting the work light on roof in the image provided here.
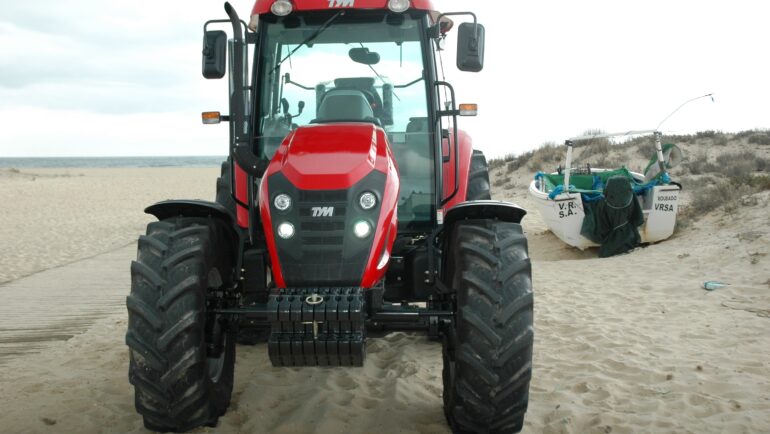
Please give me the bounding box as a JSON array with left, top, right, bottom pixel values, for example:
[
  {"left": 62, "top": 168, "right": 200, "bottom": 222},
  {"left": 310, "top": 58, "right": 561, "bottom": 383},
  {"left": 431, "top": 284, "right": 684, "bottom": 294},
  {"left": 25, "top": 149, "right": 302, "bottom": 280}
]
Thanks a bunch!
[
  {"left": 271, "top": 0, "right": 293, "bottom": 16},
  {"left": 387, "top": 0, "right": 410, "bottom": 13}
]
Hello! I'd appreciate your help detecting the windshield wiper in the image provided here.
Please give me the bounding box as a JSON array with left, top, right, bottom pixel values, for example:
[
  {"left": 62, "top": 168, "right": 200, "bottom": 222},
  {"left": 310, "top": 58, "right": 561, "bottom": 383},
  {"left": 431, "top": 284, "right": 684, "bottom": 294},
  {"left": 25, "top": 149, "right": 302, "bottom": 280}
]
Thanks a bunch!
[{"left": 271, "top": 11, "right": 345, "bottom": 74}]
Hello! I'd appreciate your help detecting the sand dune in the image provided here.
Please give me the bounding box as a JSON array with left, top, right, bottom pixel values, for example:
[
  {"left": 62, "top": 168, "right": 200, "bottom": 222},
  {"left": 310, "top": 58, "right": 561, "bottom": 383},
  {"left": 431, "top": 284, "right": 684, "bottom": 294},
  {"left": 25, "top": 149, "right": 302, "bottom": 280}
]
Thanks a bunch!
[{"left": 1, "top": 167, "right": 769, "bottom": 433}]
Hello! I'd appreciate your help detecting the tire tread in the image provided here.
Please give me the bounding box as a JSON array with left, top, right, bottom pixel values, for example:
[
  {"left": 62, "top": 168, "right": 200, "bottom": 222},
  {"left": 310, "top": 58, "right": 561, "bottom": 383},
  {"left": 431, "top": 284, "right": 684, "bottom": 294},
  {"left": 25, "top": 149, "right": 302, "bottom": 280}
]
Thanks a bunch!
[
  {"left": 126, "top": 217, "right": 234, "bottom": 432},
  {"left": 443, "top": 219, "right": 533, "bottom": 434}
]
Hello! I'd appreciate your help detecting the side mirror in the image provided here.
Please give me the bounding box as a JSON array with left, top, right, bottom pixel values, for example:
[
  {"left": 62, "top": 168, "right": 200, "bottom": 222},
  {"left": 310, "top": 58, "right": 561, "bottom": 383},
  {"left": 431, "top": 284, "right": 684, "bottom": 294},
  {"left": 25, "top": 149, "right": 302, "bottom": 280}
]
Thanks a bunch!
[
  {"left": 457, "top": 23, "right": 485, "bottom": 72},
  {"left": 202, "top": 30, "right": 227, "bottom": 79}
]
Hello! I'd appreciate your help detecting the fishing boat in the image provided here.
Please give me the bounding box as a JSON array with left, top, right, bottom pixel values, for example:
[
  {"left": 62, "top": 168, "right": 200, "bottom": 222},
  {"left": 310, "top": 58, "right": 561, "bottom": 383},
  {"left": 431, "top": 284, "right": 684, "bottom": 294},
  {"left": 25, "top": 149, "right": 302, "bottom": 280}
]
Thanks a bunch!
[
  {"left": 527, "top": 93, "right": 713, "bottom": 254},
  {"left": 528, "top": 130, "right": 682, "bottom": 252}
]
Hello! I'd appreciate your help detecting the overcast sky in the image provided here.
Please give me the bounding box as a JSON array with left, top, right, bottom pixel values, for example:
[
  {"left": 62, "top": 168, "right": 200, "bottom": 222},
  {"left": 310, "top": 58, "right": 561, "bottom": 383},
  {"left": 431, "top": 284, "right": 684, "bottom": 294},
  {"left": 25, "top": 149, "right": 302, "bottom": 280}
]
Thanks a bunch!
[{"left": 1, "top": 0, "right": 768, "bottom": 158}]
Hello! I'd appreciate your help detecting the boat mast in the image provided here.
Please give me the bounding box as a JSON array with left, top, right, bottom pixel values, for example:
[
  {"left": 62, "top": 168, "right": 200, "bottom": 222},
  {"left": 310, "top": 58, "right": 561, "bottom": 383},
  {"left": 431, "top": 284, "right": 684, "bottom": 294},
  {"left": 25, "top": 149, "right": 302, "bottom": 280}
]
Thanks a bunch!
[
  {"left": 653, "top": 131, "right": 666, "bottom": 177},
  {"left": 563, "top": 140, "right": 574, "bottom": 195}
]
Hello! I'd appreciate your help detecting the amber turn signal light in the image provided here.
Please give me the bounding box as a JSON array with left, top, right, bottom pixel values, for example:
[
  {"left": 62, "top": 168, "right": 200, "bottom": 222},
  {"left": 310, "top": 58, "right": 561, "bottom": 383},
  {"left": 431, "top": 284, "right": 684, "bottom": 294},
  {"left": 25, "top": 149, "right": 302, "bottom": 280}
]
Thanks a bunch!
[
  {"left": 459, "top": 104, "right": 478, "bottom": 116},
  {"left": 202, "top": 111, "right": 221, "bottom": 125}
]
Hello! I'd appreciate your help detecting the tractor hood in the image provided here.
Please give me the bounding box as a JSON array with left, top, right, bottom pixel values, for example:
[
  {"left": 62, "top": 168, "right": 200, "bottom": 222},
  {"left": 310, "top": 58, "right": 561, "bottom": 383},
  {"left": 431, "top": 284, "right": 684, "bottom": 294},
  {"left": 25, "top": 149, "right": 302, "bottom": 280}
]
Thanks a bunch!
[
  {"left": 259, "top": 122, "right": 399, "bottom": 289},
  {"left": 271, "top": 123, "right": 391, "bottom": 190}
]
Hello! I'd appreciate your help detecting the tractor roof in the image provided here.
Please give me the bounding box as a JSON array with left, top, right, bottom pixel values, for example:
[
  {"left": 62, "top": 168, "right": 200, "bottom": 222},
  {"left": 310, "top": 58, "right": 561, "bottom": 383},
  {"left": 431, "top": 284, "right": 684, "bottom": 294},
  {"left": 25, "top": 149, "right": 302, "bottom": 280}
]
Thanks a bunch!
[{"left": 251, "top": 0, "right": 437, "bottom": 16}]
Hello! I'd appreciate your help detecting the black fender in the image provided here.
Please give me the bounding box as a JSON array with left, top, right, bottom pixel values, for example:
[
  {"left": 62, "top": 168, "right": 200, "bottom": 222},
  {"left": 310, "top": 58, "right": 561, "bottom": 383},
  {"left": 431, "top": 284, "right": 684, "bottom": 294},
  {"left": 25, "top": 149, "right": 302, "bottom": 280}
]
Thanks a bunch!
[
  {"left": 443, "top": 200, "right": 527, "bottom": 228},
  {"left": 145, "top": 199, "right": 234, "bottom": 223},
  {"left": 432, "top": 200, "right": 527, "bottom": 290},
  {"left": 145, "top": 200, "right": 241, "bottom": 249}
]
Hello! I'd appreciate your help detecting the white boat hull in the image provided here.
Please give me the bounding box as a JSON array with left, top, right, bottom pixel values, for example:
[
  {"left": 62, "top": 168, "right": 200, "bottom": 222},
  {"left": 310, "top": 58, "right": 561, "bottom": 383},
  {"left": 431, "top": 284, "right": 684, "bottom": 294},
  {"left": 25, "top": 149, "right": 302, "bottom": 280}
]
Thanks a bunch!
[{"left": 528, "top": 173, "right": 681, "bottom": 250}]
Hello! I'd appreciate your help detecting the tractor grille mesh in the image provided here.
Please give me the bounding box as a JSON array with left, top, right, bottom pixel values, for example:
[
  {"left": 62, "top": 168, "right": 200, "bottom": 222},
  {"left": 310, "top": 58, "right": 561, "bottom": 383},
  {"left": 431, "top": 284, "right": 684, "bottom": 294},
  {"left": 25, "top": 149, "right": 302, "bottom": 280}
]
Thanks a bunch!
[
  {"left": 268, "top": 170, "right": 385, "bottom": 286},
  {"left": 296, "top": 190, "right": 347, "bottom": 247}
]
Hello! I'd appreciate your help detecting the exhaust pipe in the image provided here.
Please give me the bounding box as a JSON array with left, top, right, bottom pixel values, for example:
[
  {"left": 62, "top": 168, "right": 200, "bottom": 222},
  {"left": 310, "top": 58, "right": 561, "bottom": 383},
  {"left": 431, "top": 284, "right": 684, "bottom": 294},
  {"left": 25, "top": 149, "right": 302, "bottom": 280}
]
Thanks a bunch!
[{"left": 224, "top": 2, "right": 268, "bottom": 177}]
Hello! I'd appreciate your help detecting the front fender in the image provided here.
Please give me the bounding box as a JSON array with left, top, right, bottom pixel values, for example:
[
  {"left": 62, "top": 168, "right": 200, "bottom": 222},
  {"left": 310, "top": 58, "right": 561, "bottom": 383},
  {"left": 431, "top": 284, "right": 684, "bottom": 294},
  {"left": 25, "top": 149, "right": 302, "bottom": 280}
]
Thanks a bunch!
[
  {"left": 443, "top": 200, "right": 527, "bottom": 228},
  {"left": 145, "top": 200, "right": 234, "bottom": 223},
  {"left": 144, "top": 200, "right": 240, "bottom": 247}
]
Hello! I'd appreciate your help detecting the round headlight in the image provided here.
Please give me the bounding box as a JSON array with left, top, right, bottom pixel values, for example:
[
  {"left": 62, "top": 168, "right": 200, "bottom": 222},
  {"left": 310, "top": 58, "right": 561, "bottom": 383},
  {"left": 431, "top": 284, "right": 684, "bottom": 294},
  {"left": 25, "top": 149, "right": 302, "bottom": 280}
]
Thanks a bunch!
[
  {"left": 359, "top": 192, "right": 377, "bottom": 210},
  {"left": 271, "top": 0, "right": 293, "bottom": 16},
  {"left": 274, "top": 194, "right": 292, "bottom": 211},
  {"left": 353, "top": 221, "right": 372, "bottom": 239},
  {"left": 387, "top": 0, "right": 410, "bottom": 13},
  {"left": 277, "top": 222, "right": 295, "bottom": 239}
]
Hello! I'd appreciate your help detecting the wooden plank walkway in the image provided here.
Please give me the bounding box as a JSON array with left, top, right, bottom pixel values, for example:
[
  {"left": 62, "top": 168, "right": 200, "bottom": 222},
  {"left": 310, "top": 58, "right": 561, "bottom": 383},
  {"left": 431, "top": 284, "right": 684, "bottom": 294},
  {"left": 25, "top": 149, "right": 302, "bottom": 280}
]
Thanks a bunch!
[{"left": 0, "top": 245, "right": 134, "bottom": 363}]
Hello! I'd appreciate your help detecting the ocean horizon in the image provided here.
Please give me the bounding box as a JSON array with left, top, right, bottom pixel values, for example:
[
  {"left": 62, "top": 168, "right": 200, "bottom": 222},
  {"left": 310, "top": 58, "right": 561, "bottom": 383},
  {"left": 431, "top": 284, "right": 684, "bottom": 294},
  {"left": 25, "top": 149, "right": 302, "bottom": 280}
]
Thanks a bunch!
[{"left": 0, "top": 156, "right": 227, "bottom": 169}]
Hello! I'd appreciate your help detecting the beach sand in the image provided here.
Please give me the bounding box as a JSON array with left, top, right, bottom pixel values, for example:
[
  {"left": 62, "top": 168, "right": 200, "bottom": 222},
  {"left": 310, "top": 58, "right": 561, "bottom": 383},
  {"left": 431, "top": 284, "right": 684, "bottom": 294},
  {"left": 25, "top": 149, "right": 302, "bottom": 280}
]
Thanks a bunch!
[{"left": 1, "top": 166, "right": 769, "bottom": 433}]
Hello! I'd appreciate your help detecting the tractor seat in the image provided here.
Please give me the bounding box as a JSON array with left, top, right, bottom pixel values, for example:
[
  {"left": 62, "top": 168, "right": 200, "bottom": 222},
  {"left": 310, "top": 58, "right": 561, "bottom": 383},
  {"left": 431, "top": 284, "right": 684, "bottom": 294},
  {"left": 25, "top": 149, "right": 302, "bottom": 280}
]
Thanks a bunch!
[
  {"left": 311, "top": 90, "right": 381, "bottom": 126},
  {"left": 334, "top": 77, "right": 386, "bottom": 121}
]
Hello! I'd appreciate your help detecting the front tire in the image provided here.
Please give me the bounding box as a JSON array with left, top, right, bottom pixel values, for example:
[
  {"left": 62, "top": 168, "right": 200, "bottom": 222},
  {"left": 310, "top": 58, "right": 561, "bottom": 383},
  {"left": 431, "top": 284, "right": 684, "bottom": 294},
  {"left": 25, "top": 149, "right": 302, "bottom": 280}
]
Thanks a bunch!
[
  {"left": 126, "top": 217, "right": 235, "bottom": 432},
  {"left": 442, "top": 219, "right": 534, "bottom": 433}
]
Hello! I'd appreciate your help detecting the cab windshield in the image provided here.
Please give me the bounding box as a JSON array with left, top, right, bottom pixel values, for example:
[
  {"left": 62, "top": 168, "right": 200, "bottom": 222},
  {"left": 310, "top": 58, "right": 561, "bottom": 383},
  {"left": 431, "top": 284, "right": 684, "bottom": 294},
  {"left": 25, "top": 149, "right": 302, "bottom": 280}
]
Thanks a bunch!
[{"left": 256, "top": 11, "right": 435, "bottom": 229}]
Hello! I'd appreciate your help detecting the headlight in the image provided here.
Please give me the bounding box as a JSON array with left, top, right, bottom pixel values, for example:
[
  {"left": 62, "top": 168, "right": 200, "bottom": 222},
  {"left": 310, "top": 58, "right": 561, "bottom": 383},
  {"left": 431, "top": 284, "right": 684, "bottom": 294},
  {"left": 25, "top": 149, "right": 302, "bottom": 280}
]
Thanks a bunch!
[
  {"left": 387, "top": 0, "right": 410, "bottom": 13},
  {"left": 274, "top": 194, "right": 292, "bottom": 211},
  {"left": 277, "top": 222, "right": 295, "bottom": 239},
  {"left": 271, "top": 0, "right": 293, "bottom": 16},
  {"left": 359, "top": 192, "right": 377, "bottom": 210},
  {"left": 353, "top": 221, "right": 372, "bottom": 238}
]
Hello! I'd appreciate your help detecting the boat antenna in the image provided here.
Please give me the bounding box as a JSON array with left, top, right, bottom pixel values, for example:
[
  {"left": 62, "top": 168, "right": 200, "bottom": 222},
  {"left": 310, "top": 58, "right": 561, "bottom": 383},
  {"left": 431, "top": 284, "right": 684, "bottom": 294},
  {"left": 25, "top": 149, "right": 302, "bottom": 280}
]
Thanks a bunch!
[
  {"left": 655, "top": 93, "right": 714, "bottom": 131},
  {"left": 650, "top": 93, "right": 714, "bottom": 178}
]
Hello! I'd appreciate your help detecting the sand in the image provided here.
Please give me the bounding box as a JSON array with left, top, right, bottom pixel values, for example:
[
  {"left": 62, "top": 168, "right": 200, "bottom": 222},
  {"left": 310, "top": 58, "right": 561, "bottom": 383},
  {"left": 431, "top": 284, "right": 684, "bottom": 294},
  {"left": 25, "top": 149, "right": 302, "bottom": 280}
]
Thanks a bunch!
[
  {"left": 0, "top": 167, "right": 219, "bottom": 284},
  {"left": 1, "top": 166, "right": 769, "bottom": 434}
]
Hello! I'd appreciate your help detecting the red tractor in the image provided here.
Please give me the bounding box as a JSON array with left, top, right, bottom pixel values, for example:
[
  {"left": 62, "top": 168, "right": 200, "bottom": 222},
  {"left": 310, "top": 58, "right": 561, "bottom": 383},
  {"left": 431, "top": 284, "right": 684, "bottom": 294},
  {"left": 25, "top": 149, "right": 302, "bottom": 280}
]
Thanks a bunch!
[{"left": 126, "top": 1, "right": 533, "bottom": 432}]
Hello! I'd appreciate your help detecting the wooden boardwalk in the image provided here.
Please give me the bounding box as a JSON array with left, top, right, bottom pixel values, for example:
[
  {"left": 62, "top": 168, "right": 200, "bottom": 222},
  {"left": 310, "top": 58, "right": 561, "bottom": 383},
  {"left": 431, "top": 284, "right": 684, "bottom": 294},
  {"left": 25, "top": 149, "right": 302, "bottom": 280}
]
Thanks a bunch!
[{"left": 0, "top": 245, "right": 134, "bottom": 363}]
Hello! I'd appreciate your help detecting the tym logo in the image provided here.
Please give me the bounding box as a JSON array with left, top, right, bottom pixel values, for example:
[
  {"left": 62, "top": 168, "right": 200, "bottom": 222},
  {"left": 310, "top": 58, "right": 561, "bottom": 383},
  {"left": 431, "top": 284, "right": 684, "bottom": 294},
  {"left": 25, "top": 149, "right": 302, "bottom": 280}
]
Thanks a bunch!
[
  {"left": 311, "top": 207, "right": 335, "bottom": 217},
  {"left": 328, "top": 0, "right": 354, "bottom": 7}
]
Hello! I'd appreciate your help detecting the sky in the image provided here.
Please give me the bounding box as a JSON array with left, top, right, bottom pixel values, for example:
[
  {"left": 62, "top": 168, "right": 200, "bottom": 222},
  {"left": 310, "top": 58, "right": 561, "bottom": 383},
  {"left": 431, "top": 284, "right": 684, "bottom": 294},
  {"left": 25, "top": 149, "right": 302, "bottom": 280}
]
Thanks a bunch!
[{"left": 1, "top": 0, "right": 768, "bottom": 158}]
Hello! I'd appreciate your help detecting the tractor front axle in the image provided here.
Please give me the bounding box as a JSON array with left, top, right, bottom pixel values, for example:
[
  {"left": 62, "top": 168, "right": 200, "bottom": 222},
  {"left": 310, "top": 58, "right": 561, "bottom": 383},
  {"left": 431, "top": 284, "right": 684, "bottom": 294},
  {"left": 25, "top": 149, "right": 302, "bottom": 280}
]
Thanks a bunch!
[{"left": 212, "top": 287, "right": 454, "bottom": 366}]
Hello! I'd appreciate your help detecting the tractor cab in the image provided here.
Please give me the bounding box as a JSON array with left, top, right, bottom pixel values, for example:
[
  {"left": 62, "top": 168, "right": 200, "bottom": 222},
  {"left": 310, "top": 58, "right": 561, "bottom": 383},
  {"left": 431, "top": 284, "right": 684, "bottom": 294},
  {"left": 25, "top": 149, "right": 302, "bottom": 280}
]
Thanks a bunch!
[
  {"left": 254, "top": 8, "right": 438, "bottom": 229},
  {"left": 245, "top": 3, "right": 487, "bottom": 231},
  {"left": 126, "top": 2, "right": 533, "bottom": 433}
]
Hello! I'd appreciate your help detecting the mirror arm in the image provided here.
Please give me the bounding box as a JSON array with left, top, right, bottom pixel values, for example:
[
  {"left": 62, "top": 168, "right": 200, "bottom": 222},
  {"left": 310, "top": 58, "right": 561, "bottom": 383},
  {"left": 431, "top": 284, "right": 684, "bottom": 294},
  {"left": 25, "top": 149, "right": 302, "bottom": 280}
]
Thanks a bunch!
[
  {"left": 203, "top": 18, "right": 250, "bottom": 39},
  {"left": 429, "top": 12, "right": 477, "bottom": 38}
]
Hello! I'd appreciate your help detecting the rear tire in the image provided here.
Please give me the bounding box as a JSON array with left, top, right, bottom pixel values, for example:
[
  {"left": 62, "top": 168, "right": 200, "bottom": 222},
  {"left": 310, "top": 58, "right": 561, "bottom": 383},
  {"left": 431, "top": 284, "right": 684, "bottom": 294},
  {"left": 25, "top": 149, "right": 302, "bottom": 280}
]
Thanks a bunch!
[
  {"left": 442, "top": 219, "right": 533, "bottom": 434},
  {"left": 466, "top": 150, "right": 492, "bottom": 200},
  {"left": 126, "top": 217, "right": 235, "bottom": 432},
  {"left": 216, "top": 159, "right": 237, "bottom": 215}
]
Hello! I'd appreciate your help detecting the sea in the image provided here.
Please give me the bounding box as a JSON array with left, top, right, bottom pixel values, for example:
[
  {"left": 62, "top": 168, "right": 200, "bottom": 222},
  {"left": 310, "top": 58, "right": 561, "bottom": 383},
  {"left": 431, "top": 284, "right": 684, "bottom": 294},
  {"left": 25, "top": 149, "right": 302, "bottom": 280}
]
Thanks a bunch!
[{"left": 0, "top": 156, "right": 227, "bottom": 169}]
